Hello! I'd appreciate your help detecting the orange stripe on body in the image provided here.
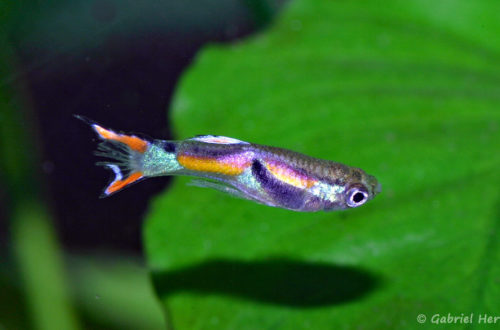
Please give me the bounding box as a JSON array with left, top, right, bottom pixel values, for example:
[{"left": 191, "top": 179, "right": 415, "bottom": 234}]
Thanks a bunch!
[
  {"left": 105, "top": 172, "right": 143, "bottom": 195},
  {"left": 94, "top": 125, "right": 148, "bottom": 153},
  {"left": 178, "top": 154, "right": 248, "bottom": 176},
  {"left": 266, "top": 163, "right": 316, "bottom": 189}
]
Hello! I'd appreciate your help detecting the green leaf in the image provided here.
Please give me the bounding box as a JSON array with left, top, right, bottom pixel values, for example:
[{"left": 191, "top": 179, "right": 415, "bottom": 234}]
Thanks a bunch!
[{"left": 145, "top": 0, "right": 500, "bottom": 328}]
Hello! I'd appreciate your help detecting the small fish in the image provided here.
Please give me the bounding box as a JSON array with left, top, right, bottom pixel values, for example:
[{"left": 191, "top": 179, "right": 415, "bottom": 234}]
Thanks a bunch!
[{"left": 76, "top": 116, "right": 381, "bottom": 211}]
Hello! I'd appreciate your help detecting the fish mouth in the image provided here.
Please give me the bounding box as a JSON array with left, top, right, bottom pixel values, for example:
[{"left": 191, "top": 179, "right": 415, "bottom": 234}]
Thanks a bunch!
[{"left": 366, "top": 174, "right": 381, "bottom": 196}]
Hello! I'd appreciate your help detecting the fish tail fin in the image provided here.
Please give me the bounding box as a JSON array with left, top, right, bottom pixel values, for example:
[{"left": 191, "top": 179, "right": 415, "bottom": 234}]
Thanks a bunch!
[{"left": 75, "top": 115, "right": 151, "bottom": 197}]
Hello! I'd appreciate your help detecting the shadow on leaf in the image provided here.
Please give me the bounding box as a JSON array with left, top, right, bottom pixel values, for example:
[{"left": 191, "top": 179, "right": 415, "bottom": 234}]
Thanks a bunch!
[{"left": 152, "top": 257, "right": 382, "bottom": 308}]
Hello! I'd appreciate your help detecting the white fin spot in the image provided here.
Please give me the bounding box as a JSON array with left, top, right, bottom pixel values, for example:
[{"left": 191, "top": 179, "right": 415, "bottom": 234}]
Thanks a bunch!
[
  {"left": 189, "top": 135, "right": 249, "bottom": 145},
  {"left": 107, "top": 164, "right": 123, "bottom": 181}
]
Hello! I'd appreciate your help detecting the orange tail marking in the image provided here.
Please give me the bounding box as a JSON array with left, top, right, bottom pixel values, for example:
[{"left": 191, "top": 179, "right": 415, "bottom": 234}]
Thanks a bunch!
[
  {"left": 94, "top": 125, "right": 148, "bottom": 153},
  {"left": 105, "top": 172, "right": 144, "bottom": 195}
]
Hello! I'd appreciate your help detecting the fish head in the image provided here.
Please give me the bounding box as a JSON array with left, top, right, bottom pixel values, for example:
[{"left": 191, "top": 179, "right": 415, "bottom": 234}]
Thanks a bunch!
[{"left": 341, "top": 168, "right": 381, "bottom": 209}]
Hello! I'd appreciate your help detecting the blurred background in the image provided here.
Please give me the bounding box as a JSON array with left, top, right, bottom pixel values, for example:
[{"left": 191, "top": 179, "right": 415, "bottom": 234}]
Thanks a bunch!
[
  {"left": 1, "top": 0, "right": 499, "bottom": 329},
  {"left": 0, "top": 0, "right": 283, "bottom": 329}
]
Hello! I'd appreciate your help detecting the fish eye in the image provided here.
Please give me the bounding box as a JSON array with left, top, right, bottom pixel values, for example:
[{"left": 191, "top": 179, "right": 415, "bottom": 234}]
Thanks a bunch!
[{"left": 346, "top": 186, "right": 368, "bottom": 207}]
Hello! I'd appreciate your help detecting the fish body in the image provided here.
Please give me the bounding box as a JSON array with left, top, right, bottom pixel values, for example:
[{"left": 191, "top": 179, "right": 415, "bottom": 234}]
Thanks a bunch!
[{"left": 78, "top": 116, "right": 381, "bottom": 212}]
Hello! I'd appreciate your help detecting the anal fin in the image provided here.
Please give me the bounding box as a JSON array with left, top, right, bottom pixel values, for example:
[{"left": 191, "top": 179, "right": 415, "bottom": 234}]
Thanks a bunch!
[{"left": 188, "top": 179, "right": 252, "bottom": 201}]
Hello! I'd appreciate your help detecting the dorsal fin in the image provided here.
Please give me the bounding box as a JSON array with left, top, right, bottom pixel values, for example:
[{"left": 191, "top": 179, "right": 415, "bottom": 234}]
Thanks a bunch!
[{"left": 189, "top": 135, "right": 249, "bottom": 145}]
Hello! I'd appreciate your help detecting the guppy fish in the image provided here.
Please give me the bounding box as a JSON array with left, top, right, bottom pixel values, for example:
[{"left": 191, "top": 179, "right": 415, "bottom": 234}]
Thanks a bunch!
[{"left": 77, "top": 116, "right": 381, "bottom": 212}]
